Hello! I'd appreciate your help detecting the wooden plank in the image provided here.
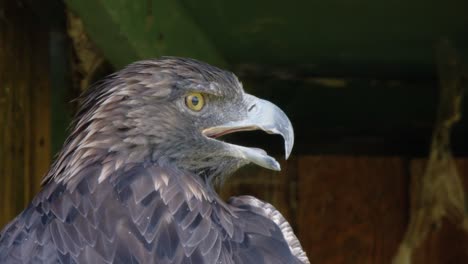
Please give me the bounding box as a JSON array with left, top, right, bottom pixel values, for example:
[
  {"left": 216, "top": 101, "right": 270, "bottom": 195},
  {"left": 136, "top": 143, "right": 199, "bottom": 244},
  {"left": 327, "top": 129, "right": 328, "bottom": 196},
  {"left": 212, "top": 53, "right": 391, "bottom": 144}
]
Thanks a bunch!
[
  {"left": 0, "top": 0, "right": 51, "bottom": 228},
  {"left": 65, "top": 0, "right": 227, "bottom": 69},
  {"left": 297, "top": 156, "right": 408, "bottom": 263},
  {"left": 30, "top": 25, "right": 52, "bottom": 196}
]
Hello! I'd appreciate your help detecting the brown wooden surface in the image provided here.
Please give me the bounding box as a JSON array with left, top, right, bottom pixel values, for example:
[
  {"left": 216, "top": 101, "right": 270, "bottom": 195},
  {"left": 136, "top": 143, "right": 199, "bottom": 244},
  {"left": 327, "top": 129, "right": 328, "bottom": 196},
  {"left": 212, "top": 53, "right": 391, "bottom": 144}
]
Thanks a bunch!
[
  {"left": 296, "top": 156, "right": 408, "bottom": 263},
  {"left": 0, "top": 0, "right": 51, "bottom": 228}
]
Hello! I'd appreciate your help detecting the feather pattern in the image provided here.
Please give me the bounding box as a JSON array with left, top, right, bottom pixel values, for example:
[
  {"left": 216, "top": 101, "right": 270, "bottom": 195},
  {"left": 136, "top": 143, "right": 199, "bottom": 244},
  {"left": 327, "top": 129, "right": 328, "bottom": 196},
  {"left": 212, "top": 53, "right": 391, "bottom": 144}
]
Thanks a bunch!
[{"left": 0, "top": 163, "right": 306, "bottom": 263}]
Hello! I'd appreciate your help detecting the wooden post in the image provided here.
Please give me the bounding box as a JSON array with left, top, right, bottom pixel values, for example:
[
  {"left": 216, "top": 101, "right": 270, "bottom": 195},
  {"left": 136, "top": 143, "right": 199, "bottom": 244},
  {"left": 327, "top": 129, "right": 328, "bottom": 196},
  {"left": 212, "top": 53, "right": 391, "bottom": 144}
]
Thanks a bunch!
[
  {"left": 392, "top": 40, "right": 467, "bottom": 264},
  {"left": 0, "top": 0, "right": 51, "bottom": 228}
]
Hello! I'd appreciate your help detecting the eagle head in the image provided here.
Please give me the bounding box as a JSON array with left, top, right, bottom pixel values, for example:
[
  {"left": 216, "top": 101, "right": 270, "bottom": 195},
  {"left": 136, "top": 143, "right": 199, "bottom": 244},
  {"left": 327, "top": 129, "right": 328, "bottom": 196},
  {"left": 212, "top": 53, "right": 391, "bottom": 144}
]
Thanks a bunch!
[{"left": 47, "top": 57, "right": 294, "bottom": 185}]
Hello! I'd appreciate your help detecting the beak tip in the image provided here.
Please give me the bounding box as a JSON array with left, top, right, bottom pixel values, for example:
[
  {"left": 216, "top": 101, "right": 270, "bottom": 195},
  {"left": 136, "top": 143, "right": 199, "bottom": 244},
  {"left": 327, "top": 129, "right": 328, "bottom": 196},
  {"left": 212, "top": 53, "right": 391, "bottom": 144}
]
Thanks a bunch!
[
  {"left": 284, "top": 134, "right": 294, "bottom": 160},
  {"left": 265, "top": 156, "right": 281, "bottom": 171},
  {"left": 273, "top": 162, "right": 281, "bottom": 171},
  {"left": 285, "top": 151, "right": 291, "bottom": 160}
]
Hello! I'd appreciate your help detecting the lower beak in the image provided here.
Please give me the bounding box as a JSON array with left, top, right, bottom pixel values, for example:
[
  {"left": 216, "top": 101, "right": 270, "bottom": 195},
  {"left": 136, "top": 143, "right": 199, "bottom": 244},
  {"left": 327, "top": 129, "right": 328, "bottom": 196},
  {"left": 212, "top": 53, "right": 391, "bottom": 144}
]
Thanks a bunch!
[{"left": 202, "top": 94, "right": 294, "bottom": 171}]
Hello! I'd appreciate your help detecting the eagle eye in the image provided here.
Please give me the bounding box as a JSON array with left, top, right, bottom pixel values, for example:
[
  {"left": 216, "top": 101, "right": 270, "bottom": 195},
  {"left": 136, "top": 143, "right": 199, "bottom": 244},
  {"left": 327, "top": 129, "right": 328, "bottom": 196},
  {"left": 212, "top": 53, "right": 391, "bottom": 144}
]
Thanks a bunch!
[{"left": 185, "top": 92, "right": 205, "bottom": 111}]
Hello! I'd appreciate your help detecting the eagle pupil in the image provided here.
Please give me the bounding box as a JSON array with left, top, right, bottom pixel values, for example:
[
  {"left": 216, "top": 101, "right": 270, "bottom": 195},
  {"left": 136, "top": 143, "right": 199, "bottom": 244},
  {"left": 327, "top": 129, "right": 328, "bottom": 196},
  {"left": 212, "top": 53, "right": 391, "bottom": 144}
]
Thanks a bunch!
[{"left": 191, "top": 96, "right": 199, "bottom": 106}]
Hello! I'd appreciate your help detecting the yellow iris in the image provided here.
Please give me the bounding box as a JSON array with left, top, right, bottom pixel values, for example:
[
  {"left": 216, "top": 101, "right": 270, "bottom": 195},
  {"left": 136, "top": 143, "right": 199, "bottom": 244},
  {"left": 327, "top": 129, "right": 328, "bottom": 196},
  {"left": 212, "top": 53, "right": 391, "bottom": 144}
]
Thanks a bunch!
[{"left": 185, "top": 92, "right": 205, "bottom": 111}]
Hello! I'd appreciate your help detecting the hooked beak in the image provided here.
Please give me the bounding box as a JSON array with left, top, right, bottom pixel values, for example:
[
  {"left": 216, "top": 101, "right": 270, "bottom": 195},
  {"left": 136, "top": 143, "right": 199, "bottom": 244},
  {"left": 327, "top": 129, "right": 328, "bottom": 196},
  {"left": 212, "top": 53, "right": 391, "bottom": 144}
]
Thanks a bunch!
[{"left": 202, "top": 94, "right": 294, "bottom": 171}]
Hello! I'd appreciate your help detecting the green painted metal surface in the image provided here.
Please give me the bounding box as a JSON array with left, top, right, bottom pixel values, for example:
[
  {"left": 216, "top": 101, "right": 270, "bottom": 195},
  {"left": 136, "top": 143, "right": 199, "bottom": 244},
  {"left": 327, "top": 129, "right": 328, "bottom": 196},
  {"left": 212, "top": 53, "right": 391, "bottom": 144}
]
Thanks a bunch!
[
  {"left": 67, "top": 0, "right": 468, "bottom": 76},
  {"left": 65, "top": 0, "right": 226, "bottom": 69},
  {"left": 180, "top": 0, "right": 468, "bottom": 76}
]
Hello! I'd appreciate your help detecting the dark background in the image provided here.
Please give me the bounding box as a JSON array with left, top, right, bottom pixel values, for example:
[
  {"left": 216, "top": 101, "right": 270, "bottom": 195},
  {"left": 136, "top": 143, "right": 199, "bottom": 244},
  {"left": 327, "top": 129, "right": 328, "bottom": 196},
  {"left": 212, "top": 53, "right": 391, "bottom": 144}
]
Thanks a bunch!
[{"left": 1, "top": 0, "right": 468, "bottom": 263}]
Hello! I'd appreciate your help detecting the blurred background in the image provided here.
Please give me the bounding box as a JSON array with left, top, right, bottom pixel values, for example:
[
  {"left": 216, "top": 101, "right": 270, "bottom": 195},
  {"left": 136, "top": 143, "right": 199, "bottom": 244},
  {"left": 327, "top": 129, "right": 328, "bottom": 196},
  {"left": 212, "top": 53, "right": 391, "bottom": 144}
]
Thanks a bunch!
[{"left": 1, "top": 0, "right": 468, "bottom": 263}]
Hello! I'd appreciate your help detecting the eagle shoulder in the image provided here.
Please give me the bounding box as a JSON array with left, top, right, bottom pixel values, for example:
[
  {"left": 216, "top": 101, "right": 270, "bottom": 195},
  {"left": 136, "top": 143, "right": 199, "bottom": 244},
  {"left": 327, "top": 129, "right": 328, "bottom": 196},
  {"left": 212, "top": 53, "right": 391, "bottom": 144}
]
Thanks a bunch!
[{"left": 228, "top": 195, "right": 310, "bottom": 264}]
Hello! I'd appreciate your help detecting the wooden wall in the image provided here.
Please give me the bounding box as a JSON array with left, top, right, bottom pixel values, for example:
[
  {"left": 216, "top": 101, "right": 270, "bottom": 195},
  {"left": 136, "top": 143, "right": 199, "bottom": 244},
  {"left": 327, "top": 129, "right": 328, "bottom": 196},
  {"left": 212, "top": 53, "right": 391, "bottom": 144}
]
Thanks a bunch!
[
  {"left": 222, "top": 156, "right": 468, "bottom": 263},
  {"left": 0, "top": 0, "right": 51, "bottom": 228}
]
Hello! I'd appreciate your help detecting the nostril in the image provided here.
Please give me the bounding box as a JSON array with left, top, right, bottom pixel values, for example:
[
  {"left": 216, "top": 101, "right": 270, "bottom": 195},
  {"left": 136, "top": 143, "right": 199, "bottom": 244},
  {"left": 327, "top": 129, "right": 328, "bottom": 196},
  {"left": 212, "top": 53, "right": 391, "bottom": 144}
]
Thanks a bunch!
[{"left": 248, "top": 104, "right": 256, "bottom": 112}]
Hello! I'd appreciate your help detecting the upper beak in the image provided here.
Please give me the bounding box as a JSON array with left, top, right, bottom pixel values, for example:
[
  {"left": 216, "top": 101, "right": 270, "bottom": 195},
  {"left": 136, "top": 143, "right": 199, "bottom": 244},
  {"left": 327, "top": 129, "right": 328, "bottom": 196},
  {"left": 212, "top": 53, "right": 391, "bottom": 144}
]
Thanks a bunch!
[{"left": 202, "top": 94, "right": 294, "bottom": 171}]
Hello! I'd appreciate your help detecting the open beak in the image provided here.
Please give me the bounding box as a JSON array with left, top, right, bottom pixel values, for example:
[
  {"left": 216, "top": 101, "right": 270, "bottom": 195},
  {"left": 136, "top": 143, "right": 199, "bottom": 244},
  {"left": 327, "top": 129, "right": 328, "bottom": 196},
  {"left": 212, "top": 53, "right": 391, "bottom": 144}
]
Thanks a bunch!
[{"left": 202, "top": 94, "right": 294, "bottom": 171}]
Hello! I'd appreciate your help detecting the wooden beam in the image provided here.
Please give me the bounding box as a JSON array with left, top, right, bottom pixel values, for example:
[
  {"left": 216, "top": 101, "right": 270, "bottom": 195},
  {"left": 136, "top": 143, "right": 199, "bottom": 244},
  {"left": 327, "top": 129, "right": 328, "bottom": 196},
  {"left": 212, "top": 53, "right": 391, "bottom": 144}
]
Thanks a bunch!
[
  {"left": 0, "top": 0, "right": 51, "bottom": 228},
  {"left": 65, "top": 0, "right": 227, "bottom": 69},
  {"left": 392, "top": 39, "right": 468, "bottom": 264}
]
